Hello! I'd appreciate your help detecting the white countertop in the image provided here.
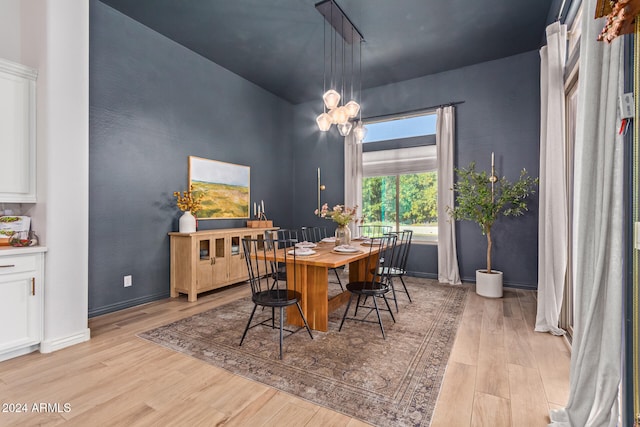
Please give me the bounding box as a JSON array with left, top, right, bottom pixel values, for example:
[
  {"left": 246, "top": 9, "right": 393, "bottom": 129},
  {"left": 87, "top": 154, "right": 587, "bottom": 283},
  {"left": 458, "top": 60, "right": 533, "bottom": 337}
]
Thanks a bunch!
[{"left": 0, "top": 246, "right": 48, "bottom": 256}]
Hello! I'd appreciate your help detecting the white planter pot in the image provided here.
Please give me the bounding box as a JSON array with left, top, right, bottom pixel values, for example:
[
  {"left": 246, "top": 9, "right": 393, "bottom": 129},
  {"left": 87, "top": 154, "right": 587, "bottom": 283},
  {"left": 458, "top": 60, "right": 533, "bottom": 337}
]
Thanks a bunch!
[
  {"left": 475, "top": 269, "right": 503, "bottom": 298},
  {"left": 179, "top": 210, "right": 196, "bottom": 233}
]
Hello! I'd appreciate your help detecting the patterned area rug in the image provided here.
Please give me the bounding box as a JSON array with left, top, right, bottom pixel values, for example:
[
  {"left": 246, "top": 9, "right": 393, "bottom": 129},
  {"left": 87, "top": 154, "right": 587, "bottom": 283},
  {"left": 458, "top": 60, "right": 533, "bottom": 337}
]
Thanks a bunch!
[{"left": 139, "top": 277, "right": 468, "bottom": 427}]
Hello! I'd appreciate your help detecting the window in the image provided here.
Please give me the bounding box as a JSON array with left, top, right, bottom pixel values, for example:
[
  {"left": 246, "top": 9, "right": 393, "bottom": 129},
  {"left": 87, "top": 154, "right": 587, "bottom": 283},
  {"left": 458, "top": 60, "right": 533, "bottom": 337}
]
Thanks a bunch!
[
  {"left": 363, "top": 114, "right": 437, "bottom": 143},
  {"left": 361, "top": 113, "right": 437, "bottom": 242}
]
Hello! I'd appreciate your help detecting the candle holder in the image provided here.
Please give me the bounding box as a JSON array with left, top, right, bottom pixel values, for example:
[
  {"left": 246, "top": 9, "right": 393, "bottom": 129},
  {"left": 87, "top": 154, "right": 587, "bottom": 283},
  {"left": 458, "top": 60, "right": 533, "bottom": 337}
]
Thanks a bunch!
[
  {"left": 490, "top": 155, "right": 497, "bottom": 203},
  {"left": 247, "top": 212, "right": 273, "bottom": 228}
]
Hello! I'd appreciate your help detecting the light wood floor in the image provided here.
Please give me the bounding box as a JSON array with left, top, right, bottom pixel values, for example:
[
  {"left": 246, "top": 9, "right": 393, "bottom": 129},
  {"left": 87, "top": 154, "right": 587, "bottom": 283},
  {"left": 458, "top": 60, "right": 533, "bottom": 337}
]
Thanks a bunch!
[{"left": 0, "top": 283, "right": 569, "bottom": 426}]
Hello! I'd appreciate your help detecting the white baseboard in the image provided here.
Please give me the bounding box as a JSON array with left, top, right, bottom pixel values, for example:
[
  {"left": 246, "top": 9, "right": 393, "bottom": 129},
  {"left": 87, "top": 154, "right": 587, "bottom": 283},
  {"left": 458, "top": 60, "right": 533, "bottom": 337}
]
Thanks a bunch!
[
  {"left": 40, "top": 328, "right": 91, "bottom": 354},
  {"left": 0, "top": 344, "right": 40, "bottom": 362}
]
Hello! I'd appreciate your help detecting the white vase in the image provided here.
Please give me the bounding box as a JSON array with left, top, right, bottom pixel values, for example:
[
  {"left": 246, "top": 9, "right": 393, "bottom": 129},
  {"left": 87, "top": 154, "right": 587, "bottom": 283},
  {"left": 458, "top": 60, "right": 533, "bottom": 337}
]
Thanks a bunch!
[
  {"left": 179, "top": 210, "right": 196, "bottom": 233},
  {"left": 475, "top": 269, "right": 503, "bottom": 298}
]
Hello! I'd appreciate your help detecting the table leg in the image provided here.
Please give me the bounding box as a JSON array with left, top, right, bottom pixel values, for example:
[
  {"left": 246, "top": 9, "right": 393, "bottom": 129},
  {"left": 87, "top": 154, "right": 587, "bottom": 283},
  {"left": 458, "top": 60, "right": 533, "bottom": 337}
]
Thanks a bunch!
[
  {"left": 286, "top": 263, "right": 330, "bottom": 332},
  {"left": 285, "top": 252, "right": 376, "bottom": 332},
  {"left": 349, "top": 255, "right": 374, "bottom": 282}
]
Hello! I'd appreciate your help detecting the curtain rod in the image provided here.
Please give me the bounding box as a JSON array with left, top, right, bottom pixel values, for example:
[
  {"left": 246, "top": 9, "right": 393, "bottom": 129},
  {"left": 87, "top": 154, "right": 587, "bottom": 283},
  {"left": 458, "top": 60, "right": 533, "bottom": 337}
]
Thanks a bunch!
[{"left": 362, "top": 101, "right": 465, "bottom": 122}]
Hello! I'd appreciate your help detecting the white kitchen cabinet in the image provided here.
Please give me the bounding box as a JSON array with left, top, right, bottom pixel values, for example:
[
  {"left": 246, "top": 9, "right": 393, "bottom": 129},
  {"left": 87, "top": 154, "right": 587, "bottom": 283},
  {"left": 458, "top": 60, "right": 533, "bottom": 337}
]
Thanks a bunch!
[
  {"left": 0, "top": 58, "right": 37, "bottom": 203},
  {"left": 0, "top": 247, "right": 45, "bottom": 361}
]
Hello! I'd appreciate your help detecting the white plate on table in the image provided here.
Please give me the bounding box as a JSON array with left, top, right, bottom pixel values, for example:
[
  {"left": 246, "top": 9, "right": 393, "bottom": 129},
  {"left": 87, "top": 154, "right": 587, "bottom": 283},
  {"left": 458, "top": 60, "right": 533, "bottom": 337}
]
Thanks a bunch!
[
  {"left": 295, "top": 241, "right": 317, "bottom": 249},
  {"left": 321, "top": 237, "right": 336, "bottom": 243},
  {"left": 288, "top": 248, "right": 316, "bottom": 256},
  {"left": 361, "top": 239, "right": 382, "bottom": 246},
  {"left": 333, "top": 245, "right": 359, "bottom": 253}
]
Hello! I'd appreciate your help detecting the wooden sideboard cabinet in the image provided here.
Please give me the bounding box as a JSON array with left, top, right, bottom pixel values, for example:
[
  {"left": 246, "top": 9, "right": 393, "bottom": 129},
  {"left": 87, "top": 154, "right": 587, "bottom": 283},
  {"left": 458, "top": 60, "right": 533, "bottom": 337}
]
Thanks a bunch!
[{"left": 169, "top": 227, "right": 276, "bottom": 302}]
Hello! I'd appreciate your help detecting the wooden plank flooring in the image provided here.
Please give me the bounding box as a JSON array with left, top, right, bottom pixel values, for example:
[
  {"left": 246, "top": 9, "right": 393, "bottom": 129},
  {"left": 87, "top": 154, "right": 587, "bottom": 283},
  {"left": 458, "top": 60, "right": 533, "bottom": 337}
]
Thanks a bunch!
[
  {"left": 0, "top": 283, "right": 569, "bottom": 426},
  {"left": 432, "top": 288, "right": 570, "bottom": 427}
]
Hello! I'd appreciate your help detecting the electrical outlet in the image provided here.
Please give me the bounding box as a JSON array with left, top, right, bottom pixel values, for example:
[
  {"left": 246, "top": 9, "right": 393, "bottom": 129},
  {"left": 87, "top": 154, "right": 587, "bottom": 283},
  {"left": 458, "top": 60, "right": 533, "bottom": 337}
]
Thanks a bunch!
[
  {"left": 124, "top": 275, "right": 132, "bottom": 287},
  {"left": 619, "top": 92, "right": 635, "bottom": 119}
]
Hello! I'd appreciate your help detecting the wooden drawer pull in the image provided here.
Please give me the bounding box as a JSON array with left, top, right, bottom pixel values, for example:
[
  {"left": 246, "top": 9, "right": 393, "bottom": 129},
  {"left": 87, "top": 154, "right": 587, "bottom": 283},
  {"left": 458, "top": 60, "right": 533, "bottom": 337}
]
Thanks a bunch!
[{"left": 0, "top": 264, "right": 16, "bottom": 268}]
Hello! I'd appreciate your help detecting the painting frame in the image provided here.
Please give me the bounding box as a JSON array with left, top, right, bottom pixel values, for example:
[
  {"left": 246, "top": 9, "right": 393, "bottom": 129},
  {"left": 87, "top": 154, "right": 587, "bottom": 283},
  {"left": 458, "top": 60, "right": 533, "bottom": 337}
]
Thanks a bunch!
[{"left": 188, "top": 156, "right": 250, "bottom": 220}]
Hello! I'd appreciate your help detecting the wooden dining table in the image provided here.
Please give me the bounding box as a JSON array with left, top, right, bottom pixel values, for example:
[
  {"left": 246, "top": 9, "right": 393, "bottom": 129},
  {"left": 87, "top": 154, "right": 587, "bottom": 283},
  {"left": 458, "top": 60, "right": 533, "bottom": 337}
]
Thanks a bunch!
[{"left": 259, "top": 240, "right": 379, "bottom": 332}]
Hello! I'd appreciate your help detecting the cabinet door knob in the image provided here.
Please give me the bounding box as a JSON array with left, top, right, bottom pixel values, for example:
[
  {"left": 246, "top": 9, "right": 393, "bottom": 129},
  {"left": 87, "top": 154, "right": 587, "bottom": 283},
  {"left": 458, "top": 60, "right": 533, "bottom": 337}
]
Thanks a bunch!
[
  {"left": 0, "top": 264, "right": 16, "bottom": 268},
  {"left": 31, "top": 278, "right": 35, "bottom": 296},
  {"left": 211, "top": 257, "right": 215, "bottom": 265}
]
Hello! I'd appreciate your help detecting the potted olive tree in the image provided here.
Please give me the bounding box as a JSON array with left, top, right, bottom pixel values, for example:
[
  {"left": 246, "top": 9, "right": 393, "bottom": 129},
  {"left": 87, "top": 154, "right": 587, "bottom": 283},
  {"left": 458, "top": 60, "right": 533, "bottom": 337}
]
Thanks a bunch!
[{"left": 447, "top": 161, "right": 538, "bottom": 298}]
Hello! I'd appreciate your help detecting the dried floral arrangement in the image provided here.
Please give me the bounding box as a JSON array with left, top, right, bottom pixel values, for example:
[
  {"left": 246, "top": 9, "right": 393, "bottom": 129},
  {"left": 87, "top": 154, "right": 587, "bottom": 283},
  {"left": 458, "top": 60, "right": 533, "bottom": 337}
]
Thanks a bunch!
[
  {"left": 173, "top": 185, "right": 204, "bottom": 213},
  {"left": 315, "top": 203, "right": 360, "bottom": 227}
]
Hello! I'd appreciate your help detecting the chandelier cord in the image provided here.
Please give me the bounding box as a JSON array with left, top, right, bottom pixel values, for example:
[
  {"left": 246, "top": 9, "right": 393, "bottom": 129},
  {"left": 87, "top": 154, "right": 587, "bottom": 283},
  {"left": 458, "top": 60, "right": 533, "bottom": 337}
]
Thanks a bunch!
[
  {"left": 323, "top": 18, "right": 327, "bottom": 113},
  {"left": 330, "top": 3, "right": 335, "bottom": 89},
  {"left": 341, "top": 15, "right": 346, "bottom": 107},
  {"left": 358, "top": 37, "right": 362, "bottom": 123},
  {"left": 350, "top": 27, "right": 354, "bottom": 101}
]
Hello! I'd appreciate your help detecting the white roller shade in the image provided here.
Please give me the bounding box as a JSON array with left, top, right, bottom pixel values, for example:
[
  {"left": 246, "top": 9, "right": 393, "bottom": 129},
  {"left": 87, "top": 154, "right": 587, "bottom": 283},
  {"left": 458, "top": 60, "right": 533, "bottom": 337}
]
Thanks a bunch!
[{"left": 362, "top": 145, "right": 436, "bottom": 176}]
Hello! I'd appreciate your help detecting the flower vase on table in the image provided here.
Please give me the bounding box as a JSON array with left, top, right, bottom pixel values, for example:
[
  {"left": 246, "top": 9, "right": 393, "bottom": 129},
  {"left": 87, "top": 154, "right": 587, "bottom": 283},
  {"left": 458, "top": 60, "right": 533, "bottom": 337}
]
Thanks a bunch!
[
  {"left": 334, "top": 225, "right": 351, "bottom": 246},
  {"left": 315, "top": 203, "right": 359, "bottom": 246}
]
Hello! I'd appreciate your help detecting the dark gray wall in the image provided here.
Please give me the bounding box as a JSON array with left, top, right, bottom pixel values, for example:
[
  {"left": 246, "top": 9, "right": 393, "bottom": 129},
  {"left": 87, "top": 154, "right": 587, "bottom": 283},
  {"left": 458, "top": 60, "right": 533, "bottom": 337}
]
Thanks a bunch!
[
  {"left": 292, "top": 51, "right": 541, "bottom": 288},
  {"left": 89, "top": 1, "right": 294, "bottom": 316},
  {"left": 90, "top": 0, "right": 542, "bottom": 317}
]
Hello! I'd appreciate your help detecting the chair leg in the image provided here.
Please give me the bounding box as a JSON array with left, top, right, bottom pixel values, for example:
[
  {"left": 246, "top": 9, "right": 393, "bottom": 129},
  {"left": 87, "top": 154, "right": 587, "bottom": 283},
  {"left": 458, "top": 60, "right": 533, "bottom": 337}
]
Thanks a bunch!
[
  {"left": 382, "top": 294, "right": 396, "bottom": 323},
  {"left": 371, "top": 295, "right": 386, "bottom": 339},
  {"left": 339, "top": 294, "right": 355, "bottom": 331},
  {"left": 279, "top": 307, "right": 284, "bottom": 360},
  {"left": 399, "top": 276, "right": 412, "bottom": 302},
  {"left": 272, "top": 307, "right": 275, "bottom": 329},
  {"left": 240, "top": 304, "right": 258, "bottom": 346},
  {"left": 332, "top": 268, "right": 344, "bottom": 291},
  {"left": 354, "top": 294, "right": 362, "bottom": 317},
  {"left": 295, "top": 302, "right": 314, "bottom": 339},
  {"left": 388, "top": 277, "right": 399, "bottom": 312}
]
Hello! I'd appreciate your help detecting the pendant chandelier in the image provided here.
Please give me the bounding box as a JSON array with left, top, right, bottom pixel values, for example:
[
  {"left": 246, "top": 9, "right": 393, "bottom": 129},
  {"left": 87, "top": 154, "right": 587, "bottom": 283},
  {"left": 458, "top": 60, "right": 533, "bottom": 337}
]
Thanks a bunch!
[{"left": 315, "top": 0, "right": 367, "bottom": 141}]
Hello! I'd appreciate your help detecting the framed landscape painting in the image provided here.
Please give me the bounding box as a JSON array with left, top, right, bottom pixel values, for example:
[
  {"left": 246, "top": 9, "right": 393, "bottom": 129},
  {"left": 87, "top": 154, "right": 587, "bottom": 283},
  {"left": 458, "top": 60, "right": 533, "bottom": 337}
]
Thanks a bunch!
[{"left": 189, "top": 156, "right": 250, "bottom": 219}]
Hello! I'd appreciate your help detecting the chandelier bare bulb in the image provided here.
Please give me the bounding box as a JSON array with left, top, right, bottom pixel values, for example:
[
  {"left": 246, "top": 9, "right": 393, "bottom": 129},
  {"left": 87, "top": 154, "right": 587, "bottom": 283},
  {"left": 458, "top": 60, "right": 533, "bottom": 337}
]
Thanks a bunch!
[
  {"left": 329, "top": 106, "right": 349, "bottom": 124},
  {"left": 316, "top": 112, "right": 332, "bottom": 131},
  {"left": 344, "top": 100, "right": 360, "bottom": 118},
  {"left": 329, "top": 108, "right": 338, "bottom": 125},
  {"left": 323, "top": 89, "right": 341, "bottom": 110},
  {"left": 337, "top": 122, "right": 353, "bottom": 136},
  {"left": 329, "top": 107, "right": 340, "bottom": 125},
  {"left": 353, "top": 121, "right": 368, "bottom": 142}
]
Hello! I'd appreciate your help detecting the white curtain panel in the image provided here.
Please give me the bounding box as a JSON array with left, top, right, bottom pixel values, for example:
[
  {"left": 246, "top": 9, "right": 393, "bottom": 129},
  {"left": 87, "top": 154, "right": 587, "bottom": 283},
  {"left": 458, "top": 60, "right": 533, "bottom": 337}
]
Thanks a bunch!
[
  {"left": 535, "top": 21, "right": 568, "bottom": 336},
  {"left": 549, "top": 2, "right": 624, "bottom": 425},
  {"left": 344, "top": 132, "right": 362, "bottom": 236},
  {"left": 436, "top": 106, "right": 461, "bottom": 285}
]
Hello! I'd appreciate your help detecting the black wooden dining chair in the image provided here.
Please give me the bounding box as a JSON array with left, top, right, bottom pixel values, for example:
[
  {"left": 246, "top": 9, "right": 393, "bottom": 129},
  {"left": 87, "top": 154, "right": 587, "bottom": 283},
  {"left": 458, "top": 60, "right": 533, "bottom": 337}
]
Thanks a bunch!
[
  {"left": 300, "top": 226, "right": 316, "bottom": 243},
  {"left": 300, "top": 226, "right": 344, "bottom": 291},
  {"left": 241, "top": 237, "right": 313, "bottom": 359},
  {"left": 379, "top": 230, "right": 413, "bottom": 312},
  {"left": 388, "top": 229, "right": 413, "bottom": 304},
  {"left": 276, "top": 228, "right": 299, "bottom": 244},
  {"left": 338, "top": 234, "right": 397, "bottom": 339},
  {"left": 358, "top": 224, "right": 392, "bottom": 238},
  {"left": 263, "top": 229, "right": 299, "bottom": 284},
  {"left": 300, "top": 226, "right": 330, "bottom": 243}
]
